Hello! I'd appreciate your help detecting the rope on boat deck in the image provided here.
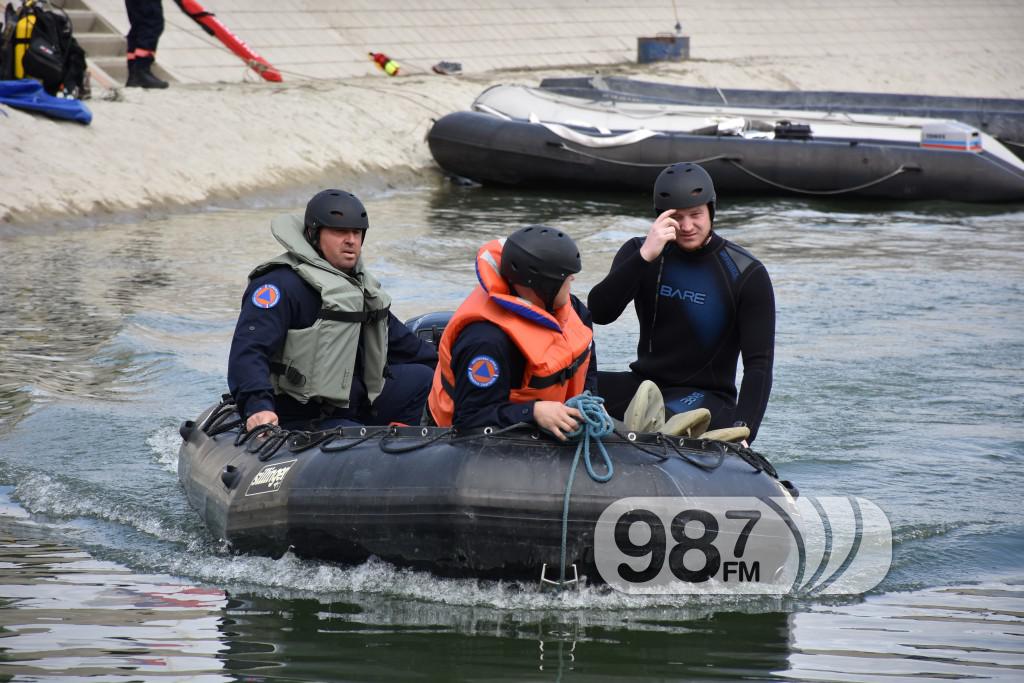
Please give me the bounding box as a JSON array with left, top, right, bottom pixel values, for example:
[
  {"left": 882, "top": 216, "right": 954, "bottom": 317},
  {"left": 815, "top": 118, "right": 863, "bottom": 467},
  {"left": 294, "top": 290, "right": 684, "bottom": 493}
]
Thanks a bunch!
[{"left": 557, "top": 392, "right": 615, "bottom": 587}]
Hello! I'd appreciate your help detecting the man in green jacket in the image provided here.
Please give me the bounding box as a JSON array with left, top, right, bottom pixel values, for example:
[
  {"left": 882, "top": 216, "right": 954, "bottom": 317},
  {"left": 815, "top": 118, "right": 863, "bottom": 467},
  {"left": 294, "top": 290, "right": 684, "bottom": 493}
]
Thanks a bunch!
[{"left": 228, "top": 189, "right": 437, "bottom": 431}]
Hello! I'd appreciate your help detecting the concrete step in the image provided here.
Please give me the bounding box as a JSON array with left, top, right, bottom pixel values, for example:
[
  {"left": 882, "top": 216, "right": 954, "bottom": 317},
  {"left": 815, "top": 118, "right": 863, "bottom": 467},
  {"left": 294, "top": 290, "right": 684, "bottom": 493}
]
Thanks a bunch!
[
  {"left": 66, "top": 9, "right": 102, "bottom": 34},
  {"left": 89, "top": 56, "right": 127, "bottom": 83},
  {"left": 88, "top": 56, "right": 175, "bottom": 86},
  {"left": 77, "top": 33, "right": 126, "bottom": 59}
]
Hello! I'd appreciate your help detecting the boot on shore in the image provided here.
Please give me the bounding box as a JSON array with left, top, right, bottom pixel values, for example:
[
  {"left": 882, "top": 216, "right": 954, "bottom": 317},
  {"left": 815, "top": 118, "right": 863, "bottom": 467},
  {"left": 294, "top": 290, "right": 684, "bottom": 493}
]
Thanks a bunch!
[{"left": 126, "top": 57, "right": 169, "bottom": 89}]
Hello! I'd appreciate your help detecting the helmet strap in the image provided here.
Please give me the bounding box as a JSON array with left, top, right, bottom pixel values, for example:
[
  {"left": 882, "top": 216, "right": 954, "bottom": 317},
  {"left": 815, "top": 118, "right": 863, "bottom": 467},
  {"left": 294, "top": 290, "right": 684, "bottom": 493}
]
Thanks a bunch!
[
  {"left": 512, "top": 280, "right": 562, "bottom": 312},
  {"left": 304, "top": 224, "right": 323, "bottom": 255}
]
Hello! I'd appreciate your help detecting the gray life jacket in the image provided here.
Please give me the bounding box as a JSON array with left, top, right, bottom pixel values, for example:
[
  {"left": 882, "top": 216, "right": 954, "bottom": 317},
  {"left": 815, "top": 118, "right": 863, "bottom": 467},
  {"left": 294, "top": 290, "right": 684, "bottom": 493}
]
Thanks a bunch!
[{"left": 250, "top": 214, "right": 391, "bottom": 408}]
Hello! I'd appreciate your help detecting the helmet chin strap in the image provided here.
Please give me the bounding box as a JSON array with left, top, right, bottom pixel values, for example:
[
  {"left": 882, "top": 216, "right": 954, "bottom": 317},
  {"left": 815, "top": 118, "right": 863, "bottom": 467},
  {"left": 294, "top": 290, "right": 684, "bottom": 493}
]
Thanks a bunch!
[
  {"left": 305, "top": 227, "right": 323, "bottom": 257},
  {"left": 537, "top": 278, "right": 568, "bottom": 312},
  {"left": 512, "top": 280, "right": 563, "bottom": 312}
]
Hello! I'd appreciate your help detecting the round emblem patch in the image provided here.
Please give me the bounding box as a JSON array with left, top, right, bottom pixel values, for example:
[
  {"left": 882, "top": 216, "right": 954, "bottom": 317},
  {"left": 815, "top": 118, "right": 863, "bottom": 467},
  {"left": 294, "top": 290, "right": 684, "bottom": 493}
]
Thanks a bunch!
[
  {"left": 252, "top": 284, "right": 281, "bottom": 309},
  {"left": 467, "top": 355, "right": 500, "bottom": 388}
]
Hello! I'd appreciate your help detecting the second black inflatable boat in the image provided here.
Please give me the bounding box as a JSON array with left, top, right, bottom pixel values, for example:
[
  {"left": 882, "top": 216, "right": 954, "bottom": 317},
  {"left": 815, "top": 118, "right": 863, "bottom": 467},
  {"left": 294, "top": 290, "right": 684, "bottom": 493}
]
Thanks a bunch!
[{"left": 427, "top": 84, "right": 1024, "bottom": 202}]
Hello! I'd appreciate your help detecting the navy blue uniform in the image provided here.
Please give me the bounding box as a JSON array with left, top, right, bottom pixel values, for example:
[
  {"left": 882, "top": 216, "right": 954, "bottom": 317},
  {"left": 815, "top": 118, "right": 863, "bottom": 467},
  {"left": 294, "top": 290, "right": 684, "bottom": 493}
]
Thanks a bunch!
[
  {"left": 587, "top": 233, "right": 774, "bottom": 442},
  {"left": 228, "top": 266, "right": 437, "bottom": 429},
  {"left": 448, "top": 295, "right": 598, "bottom": 430},
  {"left": 125, "top": 0, "right": 164, "bottom": 53}
]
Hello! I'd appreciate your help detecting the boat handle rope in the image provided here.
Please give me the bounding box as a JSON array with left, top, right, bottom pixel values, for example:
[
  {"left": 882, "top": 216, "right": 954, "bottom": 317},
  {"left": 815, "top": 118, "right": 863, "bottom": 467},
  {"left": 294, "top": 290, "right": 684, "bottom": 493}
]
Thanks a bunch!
[
  {"left": 202, "top": 396, "right": 243, "bottom": 436},
  {"left": 255, "top": 432, "right": 290, "bottom": 461},
  {"left": 548, "top": 141, "right": 735, "bottom": 167},
  {"left": 611, "top": 429, "right": 670, "bottom": 461},
  {"left": 550, "top": 141, "right": 920, "bottom": 196},
  {"left": 665, "top": 438, "right": 726, "bottom": 471},
  {"left": 198, "top": 402, "right": 227, "bottom": 432},
  {"left": 376, "top": 422, "right": 539, "bottom": 453},
  {"left": 554, "top": 393, "right": 616, "bottom": 588},
  {"left": 723, "top": 159, "right": 919, "bottom": 195},
  {"left": 285, "top": 430, "right": 335, "bottom": 454},
  {"left": 234, "top": 423, "right": 289, "bottom": 461},
  {"left": 720, "top": 441, "right": 779, "bottom": 478},
  {"left": 316, "top": 424, "right": 507, "bottom": 456},
  {"left": 379, "top": 426, "right": 452, "bottom": 454},
  {"left": 234, "top": 423, "right": 274, "bottom": 447},
  {"left": 320, "top": 427, "right": 390, "bottom": 453},
  {"left": 206, "top": 415, "right": 243, "bottom": 437}
]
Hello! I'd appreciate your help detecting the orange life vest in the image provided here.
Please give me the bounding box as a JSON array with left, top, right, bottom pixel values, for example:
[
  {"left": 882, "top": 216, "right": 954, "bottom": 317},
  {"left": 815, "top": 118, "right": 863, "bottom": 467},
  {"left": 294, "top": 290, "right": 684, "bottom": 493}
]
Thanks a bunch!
[{"left": 428, "top": 239, "right": 593, "bottom": 427}]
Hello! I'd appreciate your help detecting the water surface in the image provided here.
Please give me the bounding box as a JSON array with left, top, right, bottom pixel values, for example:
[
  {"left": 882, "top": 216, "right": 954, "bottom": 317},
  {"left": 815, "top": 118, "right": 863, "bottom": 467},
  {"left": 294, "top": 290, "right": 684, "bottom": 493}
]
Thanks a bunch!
[{"left": 1, "top": 184, "right": 1022, "bottom": 680}]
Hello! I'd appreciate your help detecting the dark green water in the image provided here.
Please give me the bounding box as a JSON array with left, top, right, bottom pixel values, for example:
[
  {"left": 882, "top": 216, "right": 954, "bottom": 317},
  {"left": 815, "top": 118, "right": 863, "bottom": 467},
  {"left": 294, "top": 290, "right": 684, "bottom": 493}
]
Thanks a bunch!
[{"left": 0, "top": 184, "right": 1022, "bottom": 681}]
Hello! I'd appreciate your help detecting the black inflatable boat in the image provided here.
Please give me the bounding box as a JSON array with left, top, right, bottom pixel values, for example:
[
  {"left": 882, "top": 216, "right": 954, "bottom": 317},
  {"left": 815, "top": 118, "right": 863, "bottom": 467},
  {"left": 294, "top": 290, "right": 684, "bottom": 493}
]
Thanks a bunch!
[
  {"left": 427, "top": 85, "right": 1024, "bottom": 203},
  {"left": 177, "top": 398, "right": 798, "bottom": 584}
]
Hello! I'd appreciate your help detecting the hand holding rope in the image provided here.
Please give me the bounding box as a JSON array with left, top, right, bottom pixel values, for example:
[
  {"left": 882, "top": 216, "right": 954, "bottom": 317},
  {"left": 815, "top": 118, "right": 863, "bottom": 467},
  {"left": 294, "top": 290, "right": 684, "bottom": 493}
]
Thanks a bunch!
[{"left": 555, "top": 392, "right": 615, "bottom": 587}]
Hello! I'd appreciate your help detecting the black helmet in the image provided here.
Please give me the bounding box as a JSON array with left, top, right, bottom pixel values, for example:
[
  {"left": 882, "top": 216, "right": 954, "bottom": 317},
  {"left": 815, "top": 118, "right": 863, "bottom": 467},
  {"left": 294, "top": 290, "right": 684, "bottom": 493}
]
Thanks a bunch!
[
  {"left": 500, "top": 225, "right": 581, "bottom": 310},
  {"left": 303, "top": 189, "right": 369, "bottom": 246},
  {"left": 653, "top": 162, "right": 716, "bottom": 222}
]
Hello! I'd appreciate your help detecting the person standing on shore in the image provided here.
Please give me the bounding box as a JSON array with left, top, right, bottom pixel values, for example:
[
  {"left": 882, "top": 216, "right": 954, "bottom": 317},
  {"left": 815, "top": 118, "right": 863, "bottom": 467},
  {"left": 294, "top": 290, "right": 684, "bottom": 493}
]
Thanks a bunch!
[
  {"left": 587, "top": 162, "right": 775, "bottom": 443},
  {"left": 124, "top": 0, "right": 168, "bottom": 88}
]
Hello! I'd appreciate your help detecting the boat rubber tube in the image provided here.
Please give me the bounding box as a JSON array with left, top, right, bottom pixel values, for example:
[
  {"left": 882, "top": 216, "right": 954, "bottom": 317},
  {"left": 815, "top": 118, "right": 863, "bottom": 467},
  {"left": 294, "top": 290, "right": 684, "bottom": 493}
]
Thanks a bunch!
[
  {"left": 178, "top": 399, "right": 798, "bottom": 582},
  {"left": 427, "top": 110, "right": 1024, "bottom": 202},
  {"left": 172, "top": 0, "right": 282, "bottom": 82}
]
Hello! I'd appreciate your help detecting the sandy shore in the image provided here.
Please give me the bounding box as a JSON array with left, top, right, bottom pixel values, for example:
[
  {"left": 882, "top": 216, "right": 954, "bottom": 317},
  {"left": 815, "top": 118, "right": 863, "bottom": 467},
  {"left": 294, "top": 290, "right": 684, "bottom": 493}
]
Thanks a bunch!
[{"left": 3, "top": 53, "right": 1022, "bottom": 228}]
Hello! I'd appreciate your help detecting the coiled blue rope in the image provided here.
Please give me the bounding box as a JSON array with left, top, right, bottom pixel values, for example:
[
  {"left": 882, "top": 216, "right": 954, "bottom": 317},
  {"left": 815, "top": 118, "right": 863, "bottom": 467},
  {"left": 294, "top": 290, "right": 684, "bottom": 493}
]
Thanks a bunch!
[{"left": 558, "top": 392, "right": 615, "bottom": 586}]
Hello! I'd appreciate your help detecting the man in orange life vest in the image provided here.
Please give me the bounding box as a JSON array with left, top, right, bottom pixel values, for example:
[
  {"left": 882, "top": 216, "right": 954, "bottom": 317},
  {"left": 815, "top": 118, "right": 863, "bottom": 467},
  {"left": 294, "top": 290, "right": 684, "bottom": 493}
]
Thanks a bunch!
[{"left": 428, "top": 226, "right": 598, "bottom": 440}]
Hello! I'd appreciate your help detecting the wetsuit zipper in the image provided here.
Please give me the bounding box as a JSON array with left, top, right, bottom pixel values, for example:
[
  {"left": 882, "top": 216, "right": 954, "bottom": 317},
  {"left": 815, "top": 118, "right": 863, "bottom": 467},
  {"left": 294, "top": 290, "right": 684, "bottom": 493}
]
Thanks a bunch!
[{"left": 649, "top": 254, "right": 664, "bottom": 353}]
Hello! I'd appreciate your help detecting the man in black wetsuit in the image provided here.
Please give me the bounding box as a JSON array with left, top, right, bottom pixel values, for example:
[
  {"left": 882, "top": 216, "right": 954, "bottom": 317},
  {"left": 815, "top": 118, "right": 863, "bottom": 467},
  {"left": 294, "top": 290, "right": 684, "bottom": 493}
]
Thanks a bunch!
[{"left": 587, "top": 162, "right": 775, "bottom": 443}]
